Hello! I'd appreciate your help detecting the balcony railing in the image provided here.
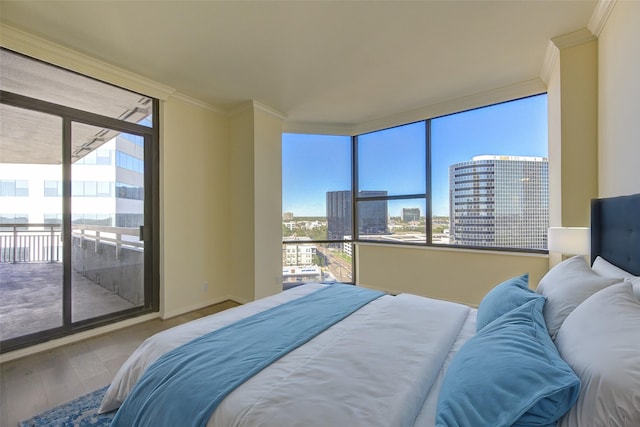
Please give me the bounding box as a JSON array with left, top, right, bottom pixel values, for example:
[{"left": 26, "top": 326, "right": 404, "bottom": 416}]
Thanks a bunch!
[
  {"left": 0, "top": 223, "right": 142, "bottom": 263},
  {"left": 73, "top": 224, "right": 143, "bottom": 259},
  {"left": 0, "top": 223, "right": 62, "bottom": 263}
]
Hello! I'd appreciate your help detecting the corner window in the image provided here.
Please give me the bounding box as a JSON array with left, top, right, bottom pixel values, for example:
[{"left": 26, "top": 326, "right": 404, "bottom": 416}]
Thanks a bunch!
[{"left": 283, "top": 94, "right": 548, "bottom": 271}]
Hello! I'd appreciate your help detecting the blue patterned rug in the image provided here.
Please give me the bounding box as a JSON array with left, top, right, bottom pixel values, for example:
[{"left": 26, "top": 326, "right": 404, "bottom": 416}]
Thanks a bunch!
[{"left": 19, "top": 386, "right": 116, "bottom": 427}]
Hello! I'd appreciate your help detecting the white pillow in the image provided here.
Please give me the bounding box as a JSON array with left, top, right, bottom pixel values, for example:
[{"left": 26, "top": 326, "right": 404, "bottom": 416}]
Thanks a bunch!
[
  {"left": 536, "top": 255, "right": 622, "bottom": 339},
  {"left": 592, "top": 256, "right": 640, "bottom": 300},
  {"left": 555, "top": 282, "right": 640, "bottom": 427}
]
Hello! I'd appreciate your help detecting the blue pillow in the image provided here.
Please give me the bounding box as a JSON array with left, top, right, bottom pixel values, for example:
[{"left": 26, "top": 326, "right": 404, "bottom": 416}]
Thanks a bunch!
[
  {"left": 436, "top": 298, "right": 580, "bottom": 427},
  {"left": 476, "top": 273, "right": 543, "bottom": 331}
]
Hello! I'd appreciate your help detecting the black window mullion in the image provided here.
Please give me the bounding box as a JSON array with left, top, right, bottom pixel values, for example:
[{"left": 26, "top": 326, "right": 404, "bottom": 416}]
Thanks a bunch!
[
  {"left": 355, "top": 193, "right": 426, "bottom": 202},
  {"left": 425, "top": 119, "right": 432, "bottom": 245},
  {"left": 352, "top": 120, "right": 430, "bottom": 246},
  {"left": 146, "top": 98, "right": 160, "bottom": 311},
  {"left": 351, "top": 135, "right": 359, "bottom": 242},
  {"left": 62, "top": 118, "right": 72, "bottom": 328}
]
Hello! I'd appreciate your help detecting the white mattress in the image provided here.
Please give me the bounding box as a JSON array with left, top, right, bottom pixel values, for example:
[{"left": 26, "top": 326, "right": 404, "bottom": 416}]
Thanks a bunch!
[{"left": 101, "top": 284, "right": 477, "bottom": 426}]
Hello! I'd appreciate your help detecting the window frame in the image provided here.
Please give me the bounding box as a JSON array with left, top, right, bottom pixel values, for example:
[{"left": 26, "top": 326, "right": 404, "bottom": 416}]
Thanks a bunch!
[
  {"left": 281, "top": 134, "right": 355, "bottom": 286},
  {"left": 0, "top": 49, "right": 160, "bottom": 353},
  {"left": 353, "top": 120, "right": 432, "bottom": 244},
  {"left": 351, "top": 94, "right": 548, "bottom": 254}
]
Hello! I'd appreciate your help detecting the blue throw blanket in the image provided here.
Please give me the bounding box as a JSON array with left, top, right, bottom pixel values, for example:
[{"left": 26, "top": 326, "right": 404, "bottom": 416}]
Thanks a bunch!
[{"left": 110, "top": 284, "right": 385, "bottom": 427}]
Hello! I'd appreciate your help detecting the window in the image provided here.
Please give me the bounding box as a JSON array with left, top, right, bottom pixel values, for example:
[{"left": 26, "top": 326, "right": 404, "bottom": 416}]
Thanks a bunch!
[
  {"left": 355, "top": 121, "right": 427, "bottom": 243},
  {"left": 116, "top": 151, "right": 144, "bottom": 173},
  {"left": 0, "top": 180, "right": 29, "bottom": 197},
  {"left": 116, "top": 182, "right": 144, "bottom": 200},
  {"left": 282, "top": 134, "right": 353, "bottom": 288},
  {"left": 431, "top": 94, "right": 548, "bottom": 250},
  {"left": 44, "top": 180, "right": 62, "bottom": 197},
  {"left": 283, "top": 94, "right": 548, "bottom": 265}
]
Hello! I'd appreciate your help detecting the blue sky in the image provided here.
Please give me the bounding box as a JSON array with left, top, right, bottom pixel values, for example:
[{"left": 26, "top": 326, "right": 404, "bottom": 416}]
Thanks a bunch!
[{"left": 283, "top": 94, "right": 547, "bottom": 217}]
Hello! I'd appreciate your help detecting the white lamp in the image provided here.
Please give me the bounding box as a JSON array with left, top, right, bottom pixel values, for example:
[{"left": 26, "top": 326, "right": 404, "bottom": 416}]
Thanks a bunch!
[{"left": 547, "top": 227, "right": 590, "bottom": 255}]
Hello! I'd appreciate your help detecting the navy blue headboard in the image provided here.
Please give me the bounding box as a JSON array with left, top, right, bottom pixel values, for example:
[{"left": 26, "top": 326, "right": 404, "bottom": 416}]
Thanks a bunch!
[{"left": 590, "top": 193, "right": 640, "bottom": 276}]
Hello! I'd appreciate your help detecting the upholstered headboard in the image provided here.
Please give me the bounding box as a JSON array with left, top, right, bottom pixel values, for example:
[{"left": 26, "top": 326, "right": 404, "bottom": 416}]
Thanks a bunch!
[{"left": 590, "top": 193, "right": 640, "bottom": 276}]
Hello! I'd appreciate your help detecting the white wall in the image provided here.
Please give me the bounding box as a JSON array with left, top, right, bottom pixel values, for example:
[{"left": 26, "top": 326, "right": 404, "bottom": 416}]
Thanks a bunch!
[
  {"left": 229, "top": 103, "right": 284, "bottom": 303},
  {"left": 597, "top": 1, "right": 640, "bottom": 197},
  {"left": 357, "top": 245, "right": 548, "bottom": 307},
  {"left": 557, "top": 40, "right": 599, "bottom": 226},
  {"left": 253, "top": 107, "right": 284, "bottom": 299},
  {"left": 161, "top": 96, "right": 232, "bottom": 317}
]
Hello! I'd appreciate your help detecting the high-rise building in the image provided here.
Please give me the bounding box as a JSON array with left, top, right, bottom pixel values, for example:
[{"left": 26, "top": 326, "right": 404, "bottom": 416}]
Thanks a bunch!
[
  {"left": 326, "top": 190, "right": 352, "bottom": 240},
  {"left": 449, "top": 155, "right": 548, "bottom": 250},
  {"left": 0, "top": 134, "right": 144, "bottom": 228},
  {"left": 326, "top": 190, "right": 388, "bottom": 239}
]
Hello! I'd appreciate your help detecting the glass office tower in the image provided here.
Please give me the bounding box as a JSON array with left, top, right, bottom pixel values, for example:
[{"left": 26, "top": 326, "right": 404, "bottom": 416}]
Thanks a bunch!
[{"left": 449, "top": 156, "right": 548, "bottom": 250}]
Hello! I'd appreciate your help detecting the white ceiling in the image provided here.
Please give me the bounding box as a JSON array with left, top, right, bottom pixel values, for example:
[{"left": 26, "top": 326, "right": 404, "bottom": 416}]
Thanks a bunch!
[{"left": 0, "top": 1, "right": 598, "bottom": 130}]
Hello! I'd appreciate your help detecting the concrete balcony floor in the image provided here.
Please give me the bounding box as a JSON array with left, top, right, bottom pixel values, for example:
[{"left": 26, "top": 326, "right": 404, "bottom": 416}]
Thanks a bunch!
[{"left": 0, "top": 262, "right": 136, "bottom": 342}]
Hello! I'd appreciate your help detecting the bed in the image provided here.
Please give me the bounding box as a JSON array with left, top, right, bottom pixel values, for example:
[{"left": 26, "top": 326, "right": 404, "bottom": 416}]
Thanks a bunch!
[{"left": 100, "top": 193, "right": 640, "bottom": 427}]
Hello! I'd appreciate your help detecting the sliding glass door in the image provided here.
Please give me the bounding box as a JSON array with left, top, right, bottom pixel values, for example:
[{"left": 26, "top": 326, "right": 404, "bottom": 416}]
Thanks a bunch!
[
  {"left": 0, "top": 104, "right": 64, "bottom": 340},
  {"left": 0, "top": 49, "right": 158, "bottom": 353},
  {"left": 70, "top": 123, "right": 146, "bottom": 323}
]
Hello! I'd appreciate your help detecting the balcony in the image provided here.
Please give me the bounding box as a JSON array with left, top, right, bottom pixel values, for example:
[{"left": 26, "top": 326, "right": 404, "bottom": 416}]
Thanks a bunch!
[{"left": 0, "top": 223, "right": 142, "bottom": 343}]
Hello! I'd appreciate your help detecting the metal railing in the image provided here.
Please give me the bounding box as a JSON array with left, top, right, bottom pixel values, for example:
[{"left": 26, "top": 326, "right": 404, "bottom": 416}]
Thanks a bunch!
[
  {"left": 0, "top": 223, "right": 142, "bottom": 263},
  {"left": 0, "top": 223, "right": 62, "bottom": 263}
]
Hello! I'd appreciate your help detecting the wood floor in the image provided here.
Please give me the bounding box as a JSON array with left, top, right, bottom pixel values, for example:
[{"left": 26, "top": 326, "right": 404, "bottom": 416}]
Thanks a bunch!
[{"left": 0, "top": 300, "right": 239, "bottom": 427}]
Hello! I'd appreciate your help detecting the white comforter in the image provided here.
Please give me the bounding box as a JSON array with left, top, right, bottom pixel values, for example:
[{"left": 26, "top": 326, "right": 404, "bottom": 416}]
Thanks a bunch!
[{"left": 101, "top": 284, "right": 475, "bottom": 426}]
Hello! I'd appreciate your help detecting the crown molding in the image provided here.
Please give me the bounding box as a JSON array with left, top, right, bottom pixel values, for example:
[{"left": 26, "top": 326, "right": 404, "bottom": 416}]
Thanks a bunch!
[
  {"left": 229, "top": 100, "right": 286, "bottom": 120},
  {"left": 540, "top": 1, "right": 617, "bottom": 87},
  {"left": 551, "top": 28, "right": 596, "bottom": 50},
  {"left": 540, "top": 40, "right": 560, "bottom": 86},
  {"left": 540, "top": 27, "right": 597, "bottom": 85},
  {"left": 170, "top": 92, "right": 227, "bottom": 115},
  {"left": 253, "top": 100, "right": 287, "bottom": 120},
  {"left": 588, "top": 0, "right": 617, "bottom": 37},
  {"left": 0, "top": 24, "right": 176, "bottom": 100}
]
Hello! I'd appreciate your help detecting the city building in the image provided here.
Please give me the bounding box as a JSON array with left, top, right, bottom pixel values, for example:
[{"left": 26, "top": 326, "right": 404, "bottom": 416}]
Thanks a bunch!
[
  {"left": 0, "top": 135, "right": 145, "bottom": 230},
  {"left": 449, "top": 155, "right": 549, "bottom": 250},
  {"left": 282, "top": 265, "right": 322, "bottom": 287},
  {"left": 282, "top": 237, "right": 321, "bottom": 285},
  {"left": 402, "top": 207, "right": 420, "bottom": 222},
  {"left": 282, "top": 212, "right": 294, "bottom": 221},
  {"left": 326, "top": 190, "right": 388, "bottom": 240},
  {"left": 282, "top": 237, "right": 317, "bottom": 266},
  {"left": 326, "top": 190, "right": 352, "bottom": 240}
]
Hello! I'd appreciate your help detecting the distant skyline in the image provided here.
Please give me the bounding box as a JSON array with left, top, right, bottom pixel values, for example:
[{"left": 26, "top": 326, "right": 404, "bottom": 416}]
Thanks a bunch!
[{"left": 283, "top": 94, "right": 548, "bottom": 217}]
